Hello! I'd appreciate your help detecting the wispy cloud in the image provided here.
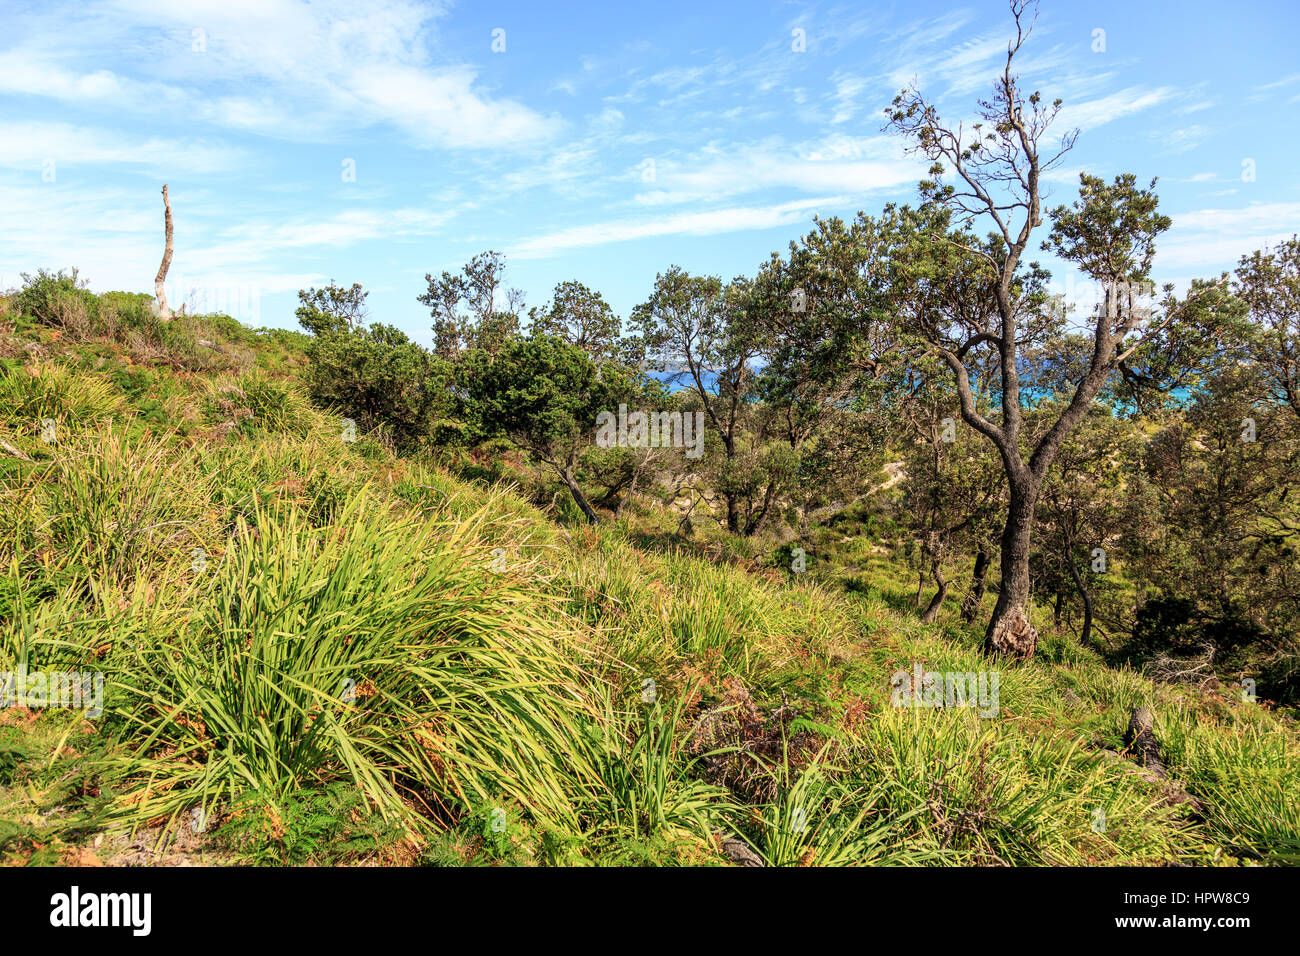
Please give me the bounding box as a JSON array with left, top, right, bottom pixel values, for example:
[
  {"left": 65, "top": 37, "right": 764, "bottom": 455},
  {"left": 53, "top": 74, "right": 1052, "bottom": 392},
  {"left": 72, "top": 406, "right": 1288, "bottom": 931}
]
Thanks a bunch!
[
  {"left": 630, "top": 135, "right": 919, "bottom": 207},
  {"left": 1057, "top": 86, "right": 1180, "bottom": 134},
  {"left": 0, "top": 0, "right": 557, "bottom": 150},
  {"left": 1157, "top": 202, "right": 1300, "bottom": 271},
  {"left": 0, "top": 121, "right": 248, "bottom": 175},
  {"left": 509, "top": 197, "right": 839, "bottom": 259}
]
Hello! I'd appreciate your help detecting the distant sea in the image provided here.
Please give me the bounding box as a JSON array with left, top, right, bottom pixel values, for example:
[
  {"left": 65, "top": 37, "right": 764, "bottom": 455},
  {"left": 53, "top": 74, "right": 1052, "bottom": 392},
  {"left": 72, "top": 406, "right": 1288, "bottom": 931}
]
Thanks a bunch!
[
  {"left": 649, "top": 369, "right": 718, "bottom": 393},
  {"left": 649, "top": 367, "right": 1193, "bottom": 409}
]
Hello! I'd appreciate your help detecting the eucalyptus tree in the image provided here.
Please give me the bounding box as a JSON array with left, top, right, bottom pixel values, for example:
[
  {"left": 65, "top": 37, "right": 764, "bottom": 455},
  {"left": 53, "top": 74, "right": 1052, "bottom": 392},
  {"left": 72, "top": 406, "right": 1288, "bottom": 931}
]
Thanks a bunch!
[
  {"left": 295, "top": 281, "right": 370, "bottom": 336},
  {"left": 461, "top": 335, "right": 634, "bottom": 524}
]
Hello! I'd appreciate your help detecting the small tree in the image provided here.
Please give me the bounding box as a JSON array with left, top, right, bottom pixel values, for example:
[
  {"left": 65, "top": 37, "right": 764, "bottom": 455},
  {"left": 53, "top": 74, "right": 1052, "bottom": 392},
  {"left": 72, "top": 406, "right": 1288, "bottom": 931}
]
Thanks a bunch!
[
  {"left": 419, "top": 251, "right": 524, "bottom": 360},
  {"left": 303, "top": 321, "right": 455, "bottom": 449},
  {"left": 528, "top": 281, "right": 623, "bottom": 364},
  {"left": 462, "top": 335, "right": 632, "bottom": 524},
  {"left": 296, "top": 281, "right": 370, "bottom": 336},
  {"left": 632, "top": 267, "right": 766, "bottom": 534}
]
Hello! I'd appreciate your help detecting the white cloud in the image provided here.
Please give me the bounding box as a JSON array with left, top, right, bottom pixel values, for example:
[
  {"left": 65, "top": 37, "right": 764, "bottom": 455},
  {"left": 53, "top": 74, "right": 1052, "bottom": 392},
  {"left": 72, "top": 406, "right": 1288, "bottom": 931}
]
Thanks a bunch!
[
  {"left": 1057, "top": 86, "right": 1180, "bottom": 134},
  {"left": 630, "top": 135, "right": 920, "bottom": 207},
  {"left": 1170, "top": 202, "right": 1300, "bottom": 234},
  {"left": 1253, "top": 72, "right": 1300, "bottom": 91},
  {"left": 830, "top": 74, "right": 868, "bottom": 125},
  {"left": 509, "top": 197, "right": 839, "bottom": 259},
  {"left": 1156, "top": 202, "right": 1300, "bottom": 271},
  {"left": 0, "top": 0, "right": 556, "bottom": 151},
  {"left": 1154, "top": 124, "right": 1210, "bottom": 154},
  {"left": 0, "top": 121, "right": 248, "bottom": 174}
]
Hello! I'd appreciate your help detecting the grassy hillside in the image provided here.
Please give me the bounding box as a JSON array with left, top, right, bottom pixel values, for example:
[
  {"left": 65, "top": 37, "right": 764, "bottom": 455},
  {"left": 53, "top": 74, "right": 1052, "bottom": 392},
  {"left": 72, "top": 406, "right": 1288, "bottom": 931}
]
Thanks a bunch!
[{"left": 1, "top": 296, "right": 1297, "bottom": 867}]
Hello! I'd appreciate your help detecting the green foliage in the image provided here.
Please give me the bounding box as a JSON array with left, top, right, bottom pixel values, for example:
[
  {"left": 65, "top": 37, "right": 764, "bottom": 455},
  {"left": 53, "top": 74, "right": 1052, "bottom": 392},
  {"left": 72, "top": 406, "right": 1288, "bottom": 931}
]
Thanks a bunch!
[
  {"left": 528, "top": 280, "right": 623, "bottom": 363},
  {"left": 303, "top": 326, "right": 457, "bottom": 449},
  {"left": 202, "top": 371, "right": 315, "bottom": 438},
  {"left": 1044, "top": 172, "right": 1172, "bottom": 283},
  {"left": 295, "top": 282, "right": 369, "bottom": 337},
  {"left": 462, "top": 334, "right": 637, "bottom": 522},
  {"left": 0, "top": 362, "right": 121, "bottom": 436},
  {"left": 464, "top": 335, "right": 623, "bottom": 456},
  {"left": 587, "top": 698, "right": 729, "bottom": 849},
  {"left": 418, "top": 251, "right": 523, "bottom": 360},
  {"left": 16, "top": 268, "right": 101, "bottom": 330},
  {"left": 95, "top": 491, "right": 608, "bottom": 831},
  {"left": 216, "top": 784, "right": 404, "bottom": 866}
]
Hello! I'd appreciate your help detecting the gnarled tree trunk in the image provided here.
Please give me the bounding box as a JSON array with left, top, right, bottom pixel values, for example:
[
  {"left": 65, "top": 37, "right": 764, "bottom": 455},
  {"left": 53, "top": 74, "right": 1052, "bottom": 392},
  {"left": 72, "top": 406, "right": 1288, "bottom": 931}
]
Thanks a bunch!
[
  {"left": 921, "top": 561, "right": 947, "bottom": 623},
  {"left": 984, "top": 476, "right": 1040, "bottom": 657}
]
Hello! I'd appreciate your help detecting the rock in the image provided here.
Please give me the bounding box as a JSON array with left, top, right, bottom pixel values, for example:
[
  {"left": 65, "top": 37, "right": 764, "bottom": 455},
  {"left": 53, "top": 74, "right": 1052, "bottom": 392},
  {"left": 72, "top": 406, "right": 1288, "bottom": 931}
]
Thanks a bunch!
[{"left": 719, "top": 834, "right": 764, "bottom": 867}]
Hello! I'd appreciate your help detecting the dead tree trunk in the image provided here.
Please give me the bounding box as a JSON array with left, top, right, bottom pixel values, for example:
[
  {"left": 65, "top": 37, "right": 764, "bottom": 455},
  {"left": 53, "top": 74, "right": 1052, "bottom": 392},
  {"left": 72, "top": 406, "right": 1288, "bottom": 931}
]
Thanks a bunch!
[{"left": 154, "top": 184, "right": 175, "bottom": 320}]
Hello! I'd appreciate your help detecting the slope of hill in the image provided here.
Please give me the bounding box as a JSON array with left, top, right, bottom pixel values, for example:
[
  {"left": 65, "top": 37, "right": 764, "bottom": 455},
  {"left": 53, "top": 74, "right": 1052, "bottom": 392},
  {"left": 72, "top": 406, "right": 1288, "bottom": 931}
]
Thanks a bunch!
[{"left": 1, "top": 296, "right": 1296, "bottom": 867}]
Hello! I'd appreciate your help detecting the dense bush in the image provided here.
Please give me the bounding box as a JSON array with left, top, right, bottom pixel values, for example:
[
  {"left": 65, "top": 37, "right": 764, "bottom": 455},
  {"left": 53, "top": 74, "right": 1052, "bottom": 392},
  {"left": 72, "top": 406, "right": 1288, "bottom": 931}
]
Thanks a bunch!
[
  {"left": 303, "top": 325, "right": 458, "bottom": 450},
  {"left": 16, "top": 268, "right": 101, "bottom": 332}
]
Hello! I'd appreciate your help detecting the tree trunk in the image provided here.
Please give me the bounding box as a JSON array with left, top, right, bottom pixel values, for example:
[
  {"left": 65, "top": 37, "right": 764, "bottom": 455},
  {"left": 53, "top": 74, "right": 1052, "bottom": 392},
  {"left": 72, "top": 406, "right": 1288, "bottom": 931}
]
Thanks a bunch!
[
  {"left": 921, "top": 562, "right": 947, "bottom": 623},
  {"left": 1065, "top": 546, "right": 1095, "bottom": 646},
  {"left": 984, "top": 479, "right": 1040, "bottom": 657},
  {"left": 154, "top": 184, "right": 175, "bottom": 320},
  {"left": 725, "top": 495, "right": 740, "bottom": 535},
  {"left": 561, "top": 462, "right": 600, "bottom": 525},
  {"left": 959, "top": 547, "right": 988, "bottom": 624}
]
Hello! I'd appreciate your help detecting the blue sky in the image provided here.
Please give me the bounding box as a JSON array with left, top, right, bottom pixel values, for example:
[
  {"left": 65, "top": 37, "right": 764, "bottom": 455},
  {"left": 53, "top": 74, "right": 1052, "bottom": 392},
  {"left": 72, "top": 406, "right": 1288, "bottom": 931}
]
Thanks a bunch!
[{"left": 2, "top": 0, "right": 1298, "bottom": 343}]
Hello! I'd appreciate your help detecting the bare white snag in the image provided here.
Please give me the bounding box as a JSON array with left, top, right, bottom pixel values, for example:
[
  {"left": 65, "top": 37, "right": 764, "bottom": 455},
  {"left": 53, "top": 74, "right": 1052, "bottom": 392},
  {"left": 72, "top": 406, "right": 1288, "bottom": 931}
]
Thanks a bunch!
[{"left": 155, "top": 184, "right": 175, "bottom": 320}]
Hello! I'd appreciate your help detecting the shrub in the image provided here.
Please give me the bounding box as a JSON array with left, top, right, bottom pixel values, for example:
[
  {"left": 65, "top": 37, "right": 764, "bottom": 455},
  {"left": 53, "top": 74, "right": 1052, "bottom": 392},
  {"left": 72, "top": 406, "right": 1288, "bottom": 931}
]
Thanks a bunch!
[
  {"left": 202, "top": 372, "right": 314, "bottom": 438},
  {"left": 15, "top": 269, "right": 101, "bottom": 334},
  {"left": 304, "top": 326, "right": 457, "bottom": 450}
]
